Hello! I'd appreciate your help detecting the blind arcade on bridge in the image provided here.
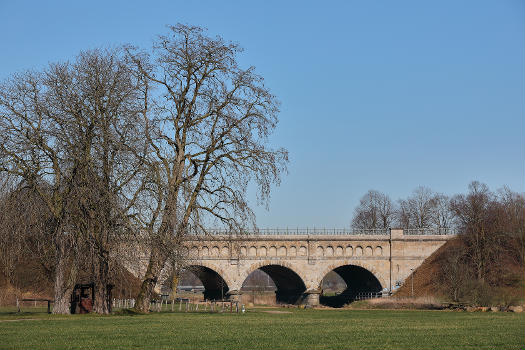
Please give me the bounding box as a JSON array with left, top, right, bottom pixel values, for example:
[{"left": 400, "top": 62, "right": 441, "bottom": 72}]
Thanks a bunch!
[{"left": 174, "top": 228, "right": 454, "bottom": 307}]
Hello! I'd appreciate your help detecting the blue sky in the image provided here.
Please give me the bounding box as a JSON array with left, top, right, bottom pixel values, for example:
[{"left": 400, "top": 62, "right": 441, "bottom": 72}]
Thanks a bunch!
[{"left": 1, "top": 0, "right": 523, "bottom": 227}]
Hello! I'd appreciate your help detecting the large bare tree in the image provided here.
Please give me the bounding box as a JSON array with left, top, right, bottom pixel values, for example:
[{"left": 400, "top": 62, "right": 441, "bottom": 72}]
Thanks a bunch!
[
  {"left": 127, "top": 24, "right": 288, "bottom": 312},
  {"left": 0, "top": 49, "right": 146, "bottom": 313}
]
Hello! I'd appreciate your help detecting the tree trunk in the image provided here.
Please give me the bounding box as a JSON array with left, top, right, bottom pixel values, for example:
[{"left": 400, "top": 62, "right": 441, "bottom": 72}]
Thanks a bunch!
[
  {"left": 134, "top": 247, "right": 166, "bottom": 313},
  {"left": 93, "top": 253, "right": 111, "bottom": 314},
  {"left": 135, "top": 185, "right": 182, "bottom": 312},
  {"left": 52, "top": 240, "right": 76, "bottom": 314}
]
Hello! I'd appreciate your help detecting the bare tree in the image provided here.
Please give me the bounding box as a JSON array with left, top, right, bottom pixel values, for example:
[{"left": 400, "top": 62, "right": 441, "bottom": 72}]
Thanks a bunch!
[
  {"left": 377, "top": 191, "right": 394, "bottom": 229},
  {"left": 495, "top": 188, "right": 525, "bottom": 266},
  {"left": 450, "top": 181, "right": 494, "bottom": 281},
  {"left": 57, "top": 50, "right": 147, "bottom": 314},
  {"left": 396, "top": 186, "right": 437, "bottom": 228},
  {"left": 351, "top": 190, "right": 394, "bottom": 229},
  {"left": 0, "top": 49, "right": 146, "bottom": 313},
  {"left": 127, "top": 24, "right": 288, "bottom": 312},
  {"left": 432, "top": 193, "right": 455, "bottom": 229},
  {"left": 0, "top": 182, "right": 55, "bottom": 298},
  {"left": 396, "top": 198, "right": 411, "bottom": 228},
  {"left": 438, "top": 242, "right": 469, "bottom": 302},
  {"left": 437, "top": 183, "right": 524, "bottom": 303},
  {"left": 0, "top": 70, "right": 76, "bottom": 313}
]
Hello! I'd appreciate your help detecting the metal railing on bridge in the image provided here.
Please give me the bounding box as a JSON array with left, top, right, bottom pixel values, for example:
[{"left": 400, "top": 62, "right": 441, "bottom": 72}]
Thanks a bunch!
[
  {"left": 203, "top": 228, "right": 389, "bottom": 236},
  {"left": 197, "top": 227, "right": 456, "bottom": 236},
  {"left": 403, "top": 227, "right": 456, "bottom": 235}
]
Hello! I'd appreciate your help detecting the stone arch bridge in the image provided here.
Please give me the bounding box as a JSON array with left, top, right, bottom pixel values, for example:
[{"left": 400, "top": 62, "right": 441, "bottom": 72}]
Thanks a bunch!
[{"left": 176, "top": 228, "right": 454, "bottom": 306}]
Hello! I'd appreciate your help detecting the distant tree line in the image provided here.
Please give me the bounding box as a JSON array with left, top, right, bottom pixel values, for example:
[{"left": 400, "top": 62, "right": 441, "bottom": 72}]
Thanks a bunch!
[
  {"left": 352, "top": 182, "right": 525, "bottom": 304},
  {"left": 351, "top": 186, "right": 456, "bottom": 230}
]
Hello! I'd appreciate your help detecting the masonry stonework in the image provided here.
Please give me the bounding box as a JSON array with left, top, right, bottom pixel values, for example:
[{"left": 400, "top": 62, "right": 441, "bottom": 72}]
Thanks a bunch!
[{"left": 178, "top": 229, "right": 451, "bottom": 305}]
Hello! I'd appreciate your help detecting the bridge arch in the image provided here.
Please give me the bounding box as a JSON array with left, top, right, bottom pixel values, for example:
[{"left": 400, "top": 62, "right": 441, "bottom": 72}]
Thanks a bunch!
[
  {"left": 185, "top": 263, "right": 230, "bottom": 300},
  {"left": 241, "top": 261, "right": 307, "bottom": 304},
  {"left": 317, "top": 262, "right": 384, "bottom": 307}
]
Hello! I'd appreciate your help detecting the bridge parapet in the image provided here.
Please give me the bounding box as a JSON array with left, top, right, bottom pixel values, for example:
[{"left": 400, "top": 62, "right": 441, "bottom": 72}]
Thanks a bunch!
[{"left": 190, "top": 227, "right": 456, "bottom": 236}]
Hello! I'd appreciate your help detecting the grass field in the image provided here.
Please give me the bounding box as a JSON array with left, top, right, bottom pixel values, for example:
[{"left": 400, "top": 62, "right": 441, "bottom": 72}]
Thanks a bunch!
[{"left": 0, "top": 307, "right": 523, "bottom": 350}]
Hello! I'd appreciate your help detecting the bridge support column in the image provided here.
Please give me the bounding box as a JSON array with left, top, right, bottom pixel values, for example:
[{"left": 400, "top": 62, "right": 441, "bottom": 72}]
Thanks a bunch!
[
  {"left": 303, "top": 289, "right": 321, "bottom": 306},
  {"left": 226, "top": 290, "right": 242, "bottom": 302}
]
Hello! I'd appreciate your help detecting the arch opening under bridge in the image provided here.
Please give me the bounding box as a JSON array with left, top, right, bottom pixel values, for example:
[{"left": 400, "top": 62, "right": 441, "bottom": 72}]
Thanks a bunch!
[
  {"left": 242, "top": 264, "right": 307, "bottom": 304},
  {"left": 319, "top": 264, "right": 383, "bottom": 307},
  {"left": 185, "top": 265, "right": 229, "bottom": 300}
]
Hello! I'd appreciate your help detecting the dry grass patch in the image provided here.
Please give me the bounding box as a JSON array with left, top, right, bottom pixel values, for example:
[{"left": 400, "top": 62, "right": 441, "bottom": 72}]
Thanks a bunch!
[{"left": 349, "top": 296, "right": 445, "bottom": 310}]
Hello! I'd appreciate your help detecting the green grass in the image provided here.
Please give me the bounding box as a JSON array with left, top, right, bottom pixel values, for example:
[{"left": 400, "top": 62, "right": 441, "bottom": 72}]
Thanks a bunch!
[{"left": 0, "top": 307, "right": 523, "bottom": 350}]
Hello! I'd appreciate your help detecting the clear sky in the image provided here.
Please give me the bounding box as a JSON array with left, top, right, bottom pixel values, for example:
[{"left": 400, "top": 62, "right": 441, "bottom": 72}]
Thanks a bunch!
[{"left": 1, "top": 0, "right": 523, "bottom": 227}]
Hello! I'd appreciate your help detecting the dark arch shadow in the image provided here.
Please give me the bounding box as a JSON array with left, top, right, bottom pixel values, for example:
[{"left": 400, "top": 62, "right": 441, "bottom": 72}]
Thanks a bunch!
[
  {"left": 186, "top": 265, "right": 229, "bottom": 300},
  {"left": 320, "top": 265, "right": 382, "bottom": 308},
  {"left": 242, "top": 265, "right": 307, "bottom": 305}
]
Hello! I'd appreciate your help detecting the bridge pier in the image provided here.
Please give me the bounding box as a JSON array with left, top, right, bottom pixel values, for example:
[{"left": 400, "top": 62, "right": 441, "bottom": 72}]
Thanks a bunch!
[
  {"left": 302, "top": 289, "right": 321, "bottom": 306},
  {"left": 226, "top": 290, "right": 242, "bottom": 302}
]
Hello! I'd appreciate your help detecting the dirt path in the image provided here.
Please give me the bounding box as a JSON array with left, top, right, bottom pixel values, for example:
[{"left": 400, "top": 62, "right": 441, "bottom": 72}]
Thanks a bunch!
[{"left": 0, "top": 318, "right": 40, "bottom": 322}]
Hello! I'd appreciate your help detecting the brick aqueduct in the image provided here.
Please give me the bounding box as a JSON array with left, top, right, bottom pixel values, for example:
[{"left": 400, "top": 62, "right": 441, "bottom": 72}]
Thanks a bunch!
[{"left": 173, "top": 228, "right": 454, "bottom": 306}]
